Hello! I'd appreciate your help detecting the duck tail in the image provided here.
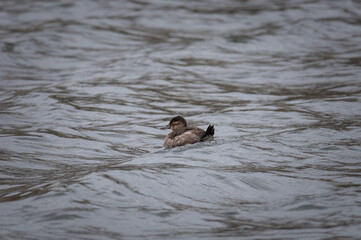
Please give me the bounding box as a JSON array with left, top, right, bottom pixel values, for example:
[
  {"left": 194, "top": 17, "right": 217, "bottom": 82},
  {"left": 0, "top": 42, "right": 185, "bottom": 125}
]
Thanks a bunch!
[{"left": 202, "top": 124, "right": 215, "bottom": 141}]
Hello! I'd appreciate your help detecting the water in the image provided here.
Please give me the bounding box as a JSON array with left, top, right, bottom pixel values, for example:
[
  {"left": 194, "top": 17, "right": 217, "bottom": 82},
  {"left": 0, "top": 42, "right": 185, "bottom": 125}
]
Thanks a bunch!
[{"left": 1, "top": 0, "right": 361, "bottom": 239}]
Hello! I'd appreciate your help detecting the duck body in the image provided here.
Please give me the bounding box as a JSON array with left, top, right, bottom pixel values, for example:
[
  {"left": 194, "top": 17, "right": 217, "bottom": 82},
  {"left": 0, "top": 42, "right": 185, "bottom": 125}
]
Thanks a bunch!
[{"left": 163, "top": 116, "right": 215, "bottom": 148}]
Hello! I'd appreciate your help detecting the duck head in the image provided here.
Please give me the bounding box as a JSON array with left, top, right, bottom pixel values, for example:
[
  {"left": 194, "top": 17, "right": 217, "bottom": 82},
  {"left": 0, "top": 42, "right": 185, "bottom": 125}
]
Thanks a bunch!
[{"left": 162, "top": 116, "right": 187, "bottom": 131}]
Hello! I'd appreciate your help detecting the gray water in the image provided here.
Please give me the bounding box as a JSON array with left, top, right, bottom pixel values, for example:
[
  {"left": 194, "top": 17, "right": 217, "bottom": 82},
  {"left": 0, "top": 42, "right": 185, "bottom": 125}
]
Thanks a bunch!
[{"left": 1, "top": 0, "right": 361, "bottom": 239}]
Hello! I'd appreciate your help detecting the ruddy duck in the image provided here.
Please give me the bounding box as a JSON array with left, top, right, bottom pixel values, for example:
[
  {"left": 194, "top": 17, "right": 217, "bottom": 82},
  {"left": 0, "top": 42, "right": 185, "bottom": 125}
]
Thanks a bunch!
[{"left": 162, "top": 116, "right": 215, "bottom": 148}]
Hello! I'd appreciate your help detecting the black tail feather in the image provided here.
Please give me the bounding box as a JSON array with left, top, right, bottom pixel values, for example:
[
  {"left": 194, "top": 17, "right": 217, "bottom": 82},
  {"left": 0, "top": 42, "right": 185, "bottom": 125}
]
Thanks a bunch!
[{"left": 202, "top": 124, "right": 215, "bottom": 141}]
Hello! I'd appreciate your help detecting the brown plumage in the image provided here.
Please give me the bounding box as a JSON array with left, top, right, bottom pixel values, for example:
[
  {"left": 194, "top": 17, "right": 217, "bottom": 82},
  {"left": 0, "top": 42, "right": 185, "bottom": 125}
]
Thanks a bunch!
[{"left": 162, "top": 116, "right": 215, "bottom": 148}]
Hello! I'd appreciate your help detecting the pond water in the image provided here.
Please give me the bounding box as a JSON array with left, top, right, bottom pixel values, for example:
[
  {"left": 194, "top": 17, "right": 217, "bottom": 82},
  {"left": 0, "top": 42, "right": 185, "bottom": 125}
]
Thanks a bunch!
[{"left": 1, "top": 0, "right": 361, "bottom": 239}]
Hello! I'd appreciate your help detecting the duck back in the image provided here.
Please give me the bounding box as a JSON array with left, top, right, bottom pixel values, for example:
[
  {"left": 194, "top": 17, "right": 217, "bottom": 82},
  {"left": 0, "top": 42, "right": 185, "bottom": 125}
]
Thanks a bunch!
[{"left": 163, "top": 127, "right": 205, "bottom": 148}]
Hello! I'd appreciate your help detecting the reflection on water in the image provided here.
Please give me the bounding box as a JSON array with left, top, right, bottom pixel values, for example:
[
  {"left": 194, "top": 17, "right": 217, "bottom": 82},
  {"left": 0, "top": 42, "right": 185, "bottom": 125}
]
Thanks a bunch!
[{"left": 1, "top": 0, "right": 361, "bottom": 239}]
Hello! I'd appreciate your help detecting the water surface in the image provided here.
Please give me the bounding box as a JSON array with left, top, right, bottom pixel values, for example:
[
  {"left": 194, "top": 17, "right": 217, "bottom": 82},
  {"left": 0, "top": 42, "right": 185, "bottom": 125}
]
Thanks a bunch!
[{"left": 1, "top": 0, "right": 361, "bottom": 239}]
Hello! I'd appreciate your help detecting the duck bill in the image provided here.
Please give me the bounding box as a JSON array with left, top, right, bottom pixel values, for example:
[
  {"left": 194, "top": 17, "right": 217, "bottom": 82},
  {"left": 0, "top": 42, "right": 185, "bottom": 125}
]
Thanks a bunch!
[{"left": 161, "top": 124, "right": 171, "bottom": 129}]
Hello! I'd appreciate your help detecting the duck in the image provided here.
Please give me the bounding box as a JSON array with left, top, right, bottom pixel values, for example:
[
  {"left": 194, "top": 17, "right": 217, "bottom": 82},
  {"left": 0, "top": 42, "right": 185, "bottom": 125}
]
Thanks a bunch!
[{"left": 162, "top": 116, "right": 215, "bottom": 148}]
